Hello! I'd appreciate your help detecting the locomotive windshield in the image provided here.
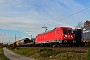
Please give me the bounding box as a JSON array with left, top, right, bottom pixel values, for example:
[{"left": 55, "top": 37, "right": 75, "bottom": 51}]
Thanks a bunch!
[{"left": 63, "top": 28, "right": 73, "bottom": 34}]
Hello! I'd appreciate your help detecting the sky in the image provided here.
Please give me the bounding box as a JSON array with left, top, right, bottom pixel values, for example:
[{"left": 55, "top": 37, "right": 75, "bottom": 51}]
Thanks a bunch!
[{"left": 0, "top": 0, "right": 90, "bottom": 44}]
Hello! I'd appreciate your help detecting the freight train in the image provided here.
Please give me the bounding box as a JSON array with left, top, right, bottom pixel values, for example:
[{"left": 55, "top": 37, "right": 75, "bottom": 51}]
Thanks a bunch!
[
  {"left": 10, "top": 26, "right": 90, "bottom": 47},
  {"left": 10, "top": 26, "right": 75, "bottom": 47}
]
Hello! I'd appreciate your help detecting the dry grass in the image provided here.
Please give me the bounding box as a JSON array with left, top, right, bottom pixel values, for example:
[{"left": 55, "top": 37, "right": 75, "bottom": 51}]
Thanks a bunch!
[
  {"left": 0, "top": 48, "right": 9, "bottom": 60},
  {"left": 7, "top": 46, "right": 88, "bottom": 60}
]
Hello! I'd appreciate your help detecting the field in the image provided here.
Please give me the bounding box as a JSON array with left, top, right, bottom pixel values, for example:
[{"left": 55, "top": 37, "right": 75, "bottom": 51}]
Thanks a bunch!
[
  {"left": 7, "top": 46, "right": 90, "bottom": 60},
  {"left": 0, "top": 48, "right": 9, "bottom": 60}
]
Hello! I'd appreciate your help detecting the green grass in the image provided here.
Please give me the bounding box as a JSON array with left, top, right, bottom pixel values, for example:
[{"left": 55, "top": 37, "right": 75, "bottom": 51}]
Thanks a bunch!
[
  {"left": 7, "top": 46, "right": 87, "bottom": 60},
  {"left": 87, "top": 48, "right": 90, "bottom": 60},
  {"left": 0, "top": 48, "right": 9, "bottom": 60}
]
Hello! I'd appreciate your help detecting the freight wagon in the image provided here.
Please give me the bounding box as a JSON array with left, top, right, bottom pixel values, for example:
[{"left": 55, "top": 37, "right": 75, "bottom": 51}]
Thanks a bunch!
[
  {"left": 82, "top": 26, "right": 90, "bottom": 46},
  {"left": 74, "top": 26, "right": 90, "bottom": 46},
  {"left": 35, "top": 27, "right": 75, "bottom": 47},
  {"left": 73, "top": 29, "right": 82, "bottom": 46},
  {"left": 10, "top": 38, "right": 34, "bottom": 47}
]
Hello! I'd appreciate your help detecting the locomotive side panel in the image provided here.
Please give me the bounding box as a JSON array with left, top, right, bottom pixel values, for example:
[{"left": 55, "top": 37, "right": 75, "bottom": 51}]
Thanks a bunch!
[
  {"left": 55, "top": 28, "right": 63, "bottom": 40},
  {"left": 46, "top": 30, "right": 55, "bottom": 42},
  {"left": 35, "top": 34, "right": 42, "bottom": 43},
  {"left": 35, "top": 30, "right": 56, "bottom": 43}
]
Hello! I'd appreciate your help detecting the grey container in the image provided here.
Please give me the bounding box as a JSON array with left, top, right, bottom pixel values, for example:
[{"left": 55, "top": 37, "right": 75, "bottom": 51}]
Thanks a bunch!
[{"left": 82, "top": 26, "right": 90, "bottom": 42}]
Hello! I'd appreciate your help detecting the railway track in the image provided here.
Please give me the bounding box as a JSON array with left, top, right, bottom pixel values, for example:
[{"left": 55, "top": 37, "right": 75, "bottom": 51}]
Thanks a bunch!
[{"left": 19, "top": 47, "right": 89, "bottom": 53}]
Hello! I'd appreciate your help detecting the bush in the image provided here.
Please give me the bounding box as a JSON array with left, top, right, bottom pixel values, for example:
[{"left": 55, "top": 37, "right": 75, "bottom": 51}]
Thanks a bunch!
[{"left": 7, "top": 46, "right": 16, "bottom": 49}]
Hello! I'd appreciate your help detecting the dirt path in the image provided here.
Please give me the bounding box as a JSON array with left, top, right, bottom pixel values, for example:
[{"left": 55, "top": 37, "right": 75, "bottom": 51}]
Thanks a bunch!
[{"left": 3, "top": 47, "right": 36, "bottom": 60}]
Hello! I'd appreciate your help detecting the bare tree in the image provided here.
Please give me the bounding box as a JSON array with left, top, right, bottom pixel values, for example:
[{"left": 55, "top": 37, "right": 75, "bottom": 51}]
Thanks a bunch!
[{"left": 75, "top": 21, "right": 83, "bottom": 29}]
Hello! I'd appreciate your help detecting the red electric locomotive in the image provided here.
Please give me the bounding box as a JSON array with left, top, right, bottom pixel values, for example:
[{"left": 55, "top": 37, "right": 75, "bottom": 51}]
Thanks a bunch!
[{"left": 35, "top": 27, "right": 75, "bottom": 46}]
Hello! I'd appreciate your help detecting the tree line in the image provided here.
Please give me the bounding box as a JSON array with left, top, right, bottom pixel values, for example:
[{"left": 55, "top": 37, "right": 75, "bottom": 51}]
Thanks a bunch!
[{"left": 75, "top": 20, "right": 90, "bottom": 29}]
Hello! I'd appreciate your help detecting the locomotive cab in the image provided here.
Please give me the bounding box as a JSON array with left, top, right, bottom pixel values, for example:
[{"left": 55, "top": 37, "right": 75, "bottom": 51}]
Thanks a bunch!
[
  {"left": 55, "top": 27, "right": 75, "bottom": 45},
  {"left": 62, "top": 28, "right": 74, "bottom": 40},
  {"left": 62, "top": 28, "right": 74, "bottom": 44}
]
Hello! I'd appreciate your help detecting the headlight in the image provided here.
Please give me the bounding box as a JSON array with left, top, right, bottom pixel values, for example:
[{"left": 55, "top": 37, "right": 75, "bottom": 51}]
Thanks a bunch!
[
  {"left": 65, "top": 35, "right": 67, "bottom": 37},
  {"left": 71, "top": 35, "right": 73, "bottom": 38},
  {"left": 64, "top": 35, "right": 67, "bottom": 38}
]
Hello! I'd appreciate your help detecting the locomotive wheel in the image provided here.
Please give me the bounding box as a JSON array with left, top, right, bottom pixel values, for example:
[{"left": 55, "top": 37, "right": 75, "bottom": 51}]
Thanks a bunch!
[
  {"left": 52, "top": 44, "right": 56, "bottom": 47},
  {"left": 52, "top": 44, "right": 59, "bottom": 47}
]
